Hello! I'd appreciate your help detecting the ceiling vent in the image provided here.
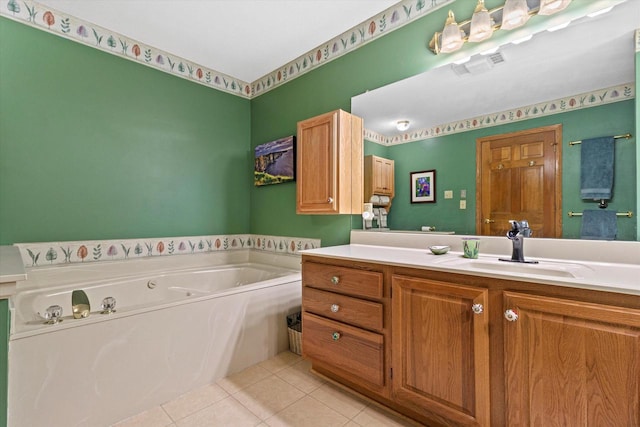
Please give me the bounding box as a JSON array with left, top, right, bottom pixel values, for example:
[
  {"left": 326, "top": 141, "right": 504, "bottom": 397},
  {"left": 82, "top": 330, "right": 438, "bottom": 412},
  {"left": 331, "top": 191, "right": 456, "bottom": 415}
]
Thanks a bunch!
[{"left": 452, "top": 51, "right": 506, "bottom": 76}]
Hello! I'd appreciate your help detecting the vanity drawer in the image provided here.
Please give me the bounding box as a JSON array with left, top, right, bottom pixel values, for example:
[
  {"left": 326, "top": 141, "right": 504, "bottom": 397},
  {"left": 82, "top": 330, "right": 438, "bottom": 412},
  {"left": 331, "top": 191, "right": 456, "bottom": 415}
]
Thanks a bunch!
[
  {"left": 303, "top": 262, "right": 383, "bottom": 299},
  {"left": 303, "top": 312, "right": 384, "bottom": 386},
  {"left": 303, "top": 287, "right": 383, "bottom": 331}
]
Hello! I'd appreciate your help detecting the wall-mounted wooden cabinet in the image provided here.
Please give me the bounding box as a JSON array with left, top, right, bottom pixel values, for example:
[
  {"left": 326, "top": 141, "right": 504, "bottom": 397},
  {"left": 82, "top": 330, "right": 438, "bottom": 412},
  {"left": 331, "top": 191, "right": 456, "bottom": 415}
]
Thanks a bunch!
[
  {"left": 301, "top": 255, "right": 640, "bottom": 427},
  {"left": 296, "top": 110, "right": 363, "bottom": 214},
  {"left": 364, "top": 155, "right": 394, "bottom": 211}
]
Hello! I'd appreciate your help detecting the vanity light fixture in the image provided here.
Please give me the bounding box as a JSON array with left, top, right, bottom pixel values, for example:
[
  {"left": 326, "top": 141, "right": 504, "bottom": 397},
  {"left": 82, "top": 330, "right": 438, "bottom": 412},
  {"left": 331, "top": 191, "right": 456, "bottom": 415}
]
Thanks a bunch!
[
  {"left": 469, "top": 0, "right": 493, "bottom": 43},
  {"left": 538, "top": 0, "right": 572, "bottom": 15},
  {"left": 396, "top": 120, "right": 410, "bottom": 132},
  {"left": 501, "top": 0, "right": 531, "bottom": 30},
  {"left": 440, "top": 10, "right": 465, "bottom": 53},
  {"left": 428, "top": 0, "right": 573, "bottom": 54}
]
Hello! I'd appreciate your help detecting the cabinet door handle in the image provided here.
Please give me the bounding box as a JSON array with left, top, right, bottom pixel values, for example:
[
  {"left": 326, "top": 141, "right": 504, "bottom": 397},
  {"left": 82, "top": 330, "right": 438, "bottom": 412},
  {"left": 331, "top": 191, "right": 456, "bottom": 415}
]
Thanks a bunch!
[
  {"left": 471, "top": 303, "right": 484, "bottom": 314},
  {"left": 330, "top": 276, "right": 340, "bottom": 285},
  {"left": 330, "top": 304, "right": 340, "bottom": 313},
  {"left": 332, "top": 332, "right": 341, "bottom": 341},
  {"left": 327, "top": 197, "right": 334, "bottom": 203},
  {"left": 504, "top": 309, "right": 519, "bottom": 322}
]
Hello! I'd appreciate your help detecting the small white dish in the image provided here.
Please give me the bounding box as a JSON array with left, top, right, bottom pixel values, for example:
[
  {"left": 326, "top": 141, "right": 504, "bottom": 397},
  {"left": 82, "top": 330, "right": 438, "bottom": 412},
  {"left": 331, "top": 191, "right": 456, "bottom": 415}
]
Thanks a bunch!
[{"left": 429, "top": 245, "right": 450, "bottom": 255}]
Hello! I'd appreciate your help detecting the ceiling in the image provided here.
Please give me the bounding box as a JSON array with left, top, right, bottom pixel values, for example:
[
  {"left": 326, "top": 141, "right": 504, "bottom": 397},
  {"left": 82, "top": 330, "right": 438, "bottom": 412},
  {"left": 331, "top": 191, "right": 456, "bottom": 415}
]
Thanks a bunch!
[
  {"left": 353, "top": 0, "right": 638, "bottom": 138},
  {"left": 36, "top": 0, "right": 400, "bottom": 83}
]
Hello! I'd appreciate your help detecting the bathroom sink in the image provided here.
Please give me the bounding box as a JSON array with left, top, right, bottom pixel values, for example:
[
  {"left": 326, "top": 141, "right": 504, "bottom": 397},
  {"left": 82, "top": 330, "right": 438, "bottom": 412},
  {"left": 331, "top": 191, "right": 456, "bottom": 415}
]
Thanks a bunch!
[{"left": 434, "top": 257, "right": 591, "bottom": 279}]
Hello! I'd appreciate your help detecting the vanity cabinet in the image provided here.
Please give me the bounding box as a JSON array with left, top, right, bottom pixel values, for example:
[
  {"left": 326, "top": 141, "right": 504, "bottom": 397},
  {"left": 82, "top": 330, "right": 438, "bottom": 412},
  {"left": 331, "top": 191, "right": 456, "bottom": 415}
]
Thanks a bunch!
[
  {"left": 391, "top": 275, "right": 490, "bottom": 427},
  {"left": 301, "top": 258, "right": 390, "bottom": 396},
  {"left": 296, "top": 110, "right": 363, "bottom": 214},
  {"left": 503, "top": 291, "right": 640, "bottom": 426},
  {"left": 302, "top": 254, "right": 640, "bottom": 427}
]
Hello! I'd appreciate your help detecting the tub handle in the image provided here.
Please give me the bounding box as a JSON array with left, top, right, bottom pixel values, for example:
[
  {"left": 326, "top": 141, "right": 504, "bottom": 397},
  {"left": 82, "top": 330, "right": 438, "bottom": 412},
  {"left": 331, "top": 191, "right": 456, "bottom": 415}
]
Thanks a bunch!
[
  {"left": 101, "top": 297, "right": 117, "bottom": 314},
  {"left": 330, "top": 276, "right": 340, "bottom": 285},
  {"left": 147, "top": 280, "right": 157, "bottom": 289},
  {"left": 40, "top": 305, "right": 64, "bottom": 325},
  {"left": 330, "top": 304, "right": 340, "bottom": 313}
]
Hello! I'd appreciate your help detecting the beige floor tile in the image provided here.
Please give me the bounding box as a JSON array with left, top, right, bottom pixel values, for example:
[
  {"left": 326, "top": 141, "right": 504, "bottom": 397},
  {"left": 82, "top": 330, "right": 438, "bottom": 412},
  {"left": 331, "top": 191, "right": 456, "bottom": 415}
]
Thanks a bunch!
[
  {"left": 258, "top": 351, "right": 302, "bottom": 373},
  {"left": 217, "top": 364, "right": 273, "bottom": 394},
  {"left": 233, "top": 375, "right": 306, "bottom": 420},
  {"left": 265, "top": 395, "right": 349, "bottom": 427},
  {"left": 175, "top": 396, "right": 261, "bottom": 427},
  {"left": 276, "top": 359, "right": 325, "bottom": 393},
  {"left": 352, "top": 405, "right": 418, "bottom": 427},
  {"left": 162, "top": 383, "right": 230, "bottom": 421},
  {"left": 111, "top": 405, "right": 173, "bottom": 427},
  {"left": 309, "top": 383, "right": 367, "bottom": 419}
]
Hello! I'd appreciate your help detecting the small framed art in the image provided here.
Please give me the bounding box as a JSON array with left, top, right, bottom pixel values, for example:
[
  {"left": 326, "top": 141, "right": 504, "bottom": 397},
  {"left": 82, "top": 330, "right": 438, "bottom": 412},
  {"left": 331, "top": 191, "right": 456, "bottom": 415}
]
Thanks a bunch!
[
  {"left": 254, "top": 135, "right": 295, "bottom": 186},
  {"left": 410, "top": 170, "right": 436, "bottom": 203}
]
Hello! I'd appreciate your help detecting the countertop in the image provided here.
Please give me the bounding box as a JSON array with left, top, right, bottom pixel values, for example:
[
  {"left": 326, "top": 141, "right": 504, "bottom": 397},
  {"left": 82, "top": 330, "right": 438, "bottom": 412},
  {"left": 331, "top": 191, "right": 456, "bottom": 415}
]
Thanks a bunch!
[
  {"left": 302, "top": 244, "right": 640, "bottom": 296},
  {"left": 0, "top": 246, "right": 27, "bottom": 298}
]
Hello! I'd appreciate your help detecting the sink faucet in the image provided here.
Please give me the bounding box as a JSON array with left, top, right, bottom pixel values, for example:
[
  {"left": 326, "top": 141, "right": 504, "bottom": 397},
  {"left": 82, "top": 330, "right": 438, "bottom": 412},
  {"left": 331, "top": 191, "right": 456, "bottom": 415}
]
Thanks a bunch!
[{"left": 500, "top": 220, "right": 538, "bottom": 264}]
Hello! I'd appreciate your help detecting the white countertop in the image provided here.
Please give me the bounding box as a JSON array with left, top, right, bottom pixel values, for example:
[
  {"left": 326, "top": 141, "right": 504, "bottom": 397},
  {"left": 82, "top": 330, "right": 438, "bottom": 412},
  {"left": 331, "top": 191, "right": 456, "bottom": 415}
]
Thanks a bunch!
[
  {"left": 302, "top": 244, "right": 640, "bottom": 296},
  {"left": 0, "top": 246, "right": 27, "bottom": 298}
]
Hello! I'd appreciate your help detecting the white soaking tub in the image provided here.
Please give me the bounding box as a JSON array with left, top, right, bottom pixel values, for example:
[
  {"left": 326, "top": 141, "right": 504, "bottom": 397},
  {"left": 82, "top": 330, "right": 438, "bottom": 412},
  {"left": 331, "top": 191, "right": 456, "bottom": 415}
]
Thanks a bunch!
[{"left": 8, "top": 250, "right": 302, "bottom": 427}]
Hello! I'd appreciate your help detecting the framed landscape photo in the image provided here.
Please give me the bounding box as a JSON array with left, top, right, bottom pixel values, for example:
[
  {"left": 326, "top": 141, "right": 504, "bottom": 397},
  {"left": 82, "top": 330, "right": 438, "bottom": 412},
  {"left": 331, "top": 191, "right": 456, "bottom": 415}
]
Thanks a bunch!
[
  {"left": 254, "top": 135, "right": 296, "bottom": 186},
  {"left": 410, "top": 170, "right": 436, "bottom": 203}
]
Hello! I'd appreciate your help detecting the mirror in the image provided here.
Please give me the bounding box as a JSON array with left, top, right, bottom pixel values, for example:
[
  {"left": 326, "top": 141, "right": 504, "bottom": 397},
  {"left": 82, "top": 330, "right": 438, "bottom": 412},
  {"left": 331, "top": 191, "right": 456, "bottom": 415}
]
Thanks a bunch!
[{"left": 352, "top": 1, "right": 638, "bottom": 240}]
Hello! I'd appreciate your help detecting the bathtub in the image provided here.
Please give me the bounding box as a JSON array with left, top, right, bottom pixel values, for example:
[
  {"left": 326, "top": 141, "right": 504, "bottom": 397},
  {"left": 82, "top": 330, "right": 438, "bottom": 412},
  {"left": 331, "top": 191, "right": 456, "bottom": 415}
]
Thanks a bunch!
[{"left": 8, "top": 250, "right": 302, "bottom": 427}]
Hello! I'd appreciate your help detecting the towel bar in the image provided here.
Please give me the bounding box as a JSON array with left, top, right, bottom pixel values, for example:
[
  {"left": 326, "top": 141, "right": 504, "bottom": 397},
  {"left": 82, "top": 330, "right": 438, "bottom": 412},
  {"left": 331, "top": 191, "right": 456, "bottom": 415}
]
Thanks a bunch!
[
  {"left": 567, "top": 211, "right": 633, "bottom": 218},
  {"left": 568, "top": 133, "right": 632, "bottom": 146}
]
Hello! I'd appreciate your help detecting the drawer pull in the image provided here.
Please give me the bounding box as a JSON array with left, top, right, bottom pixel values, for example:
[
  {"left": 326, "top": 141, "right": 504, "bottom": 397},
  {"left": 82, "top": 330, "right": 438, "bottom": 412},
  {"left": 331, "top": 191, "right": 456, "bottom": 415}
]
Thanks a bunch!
[
  {"left": 332, "top": 332, "right": 341, "bottom": 341},
  {"left": 471, "top": 303, "right": 484, "bottom": 315},
  {"left": 330, "top": 304, "right": 340, "bottom": 313},
  {"left": 330, "top": 276, "right": 340, "bottom": 285}
]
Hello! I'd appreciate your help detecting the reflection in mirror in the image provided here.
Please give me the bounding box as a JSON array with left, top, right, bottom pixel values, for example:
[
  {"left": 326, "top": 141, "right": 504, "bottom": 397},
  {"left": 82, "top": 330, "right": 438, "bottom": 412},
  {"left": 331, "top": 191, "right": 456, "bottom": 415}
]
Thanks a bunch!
[{"left": 352, "top": 0, "right": 637, "bottom": 240}]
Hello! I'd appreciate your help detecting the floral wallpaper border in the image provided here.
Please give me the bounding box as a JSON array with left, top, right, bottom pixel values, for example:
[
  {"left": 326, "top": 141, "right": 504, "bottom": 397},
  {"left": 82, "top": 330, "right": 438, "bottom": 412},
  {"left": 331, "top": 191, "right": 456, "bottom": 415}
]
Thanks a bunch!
[
  {"left": 364, "top": 82, "right": 635, "bottom": 146},
  {"left": 1, "top": 0, "right": 453, "bottom": 99},
  {"left": 14, "top": 234, "right": 321, "bottom": 268}
]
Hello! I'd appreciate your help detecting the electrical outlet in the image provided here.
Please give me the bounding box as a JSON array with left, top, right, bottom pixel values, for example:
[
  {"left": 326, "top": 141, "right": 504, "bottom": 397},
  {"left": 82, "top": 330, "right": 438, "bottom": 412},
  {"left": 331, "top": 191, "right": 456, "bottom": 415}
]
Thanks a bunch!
[
  {"left": 460, "top": 200, "right": 466, "bottom": 209},
  {"left": 444, "top": 190, "right": 453, "bottom": 199}
]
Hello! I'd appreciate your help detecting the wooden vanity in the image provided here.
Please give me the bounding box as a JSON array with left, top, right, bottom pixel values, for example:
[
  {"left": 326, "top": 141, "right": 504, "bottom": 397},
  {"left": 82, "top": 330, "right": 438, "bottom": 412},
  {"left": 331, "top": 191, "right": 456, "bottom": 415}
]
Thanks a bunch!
[{"left": 301, "top": 245, "right": 640, "bottom": 427}]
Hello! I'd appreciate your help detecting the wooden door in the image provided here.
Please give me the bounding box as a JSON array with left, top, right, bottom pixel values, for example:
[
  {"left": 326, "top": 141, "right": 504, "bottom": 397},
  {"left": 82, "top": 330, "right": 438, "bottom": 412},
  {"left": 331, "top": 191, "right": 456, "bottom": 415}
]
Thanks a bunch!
[
  {"left": 392, "top": 275, "right": 490, "bottom": 426},
  {"left": 476, "top": 125, "right": 562, "bottom": 238},
  {"left": 296, "top": 111, "right": 337, "bottom": 213},
  {"left": 503, "top": 291, "right": 640, "bottom": 426}
]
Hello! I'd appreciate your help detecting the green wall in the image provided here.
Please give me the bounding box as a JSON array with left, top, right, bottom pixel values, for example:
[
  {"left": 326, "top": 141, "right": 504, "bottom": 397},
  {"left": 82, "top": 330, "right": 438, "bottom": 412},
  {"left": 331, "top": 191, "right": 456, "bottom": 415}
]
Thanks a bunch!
[
  {"left": 0, "top": 18, "right": 251, "bottom": 245},
  {"left": 379, "top": 100, "right": 636, "bottom": 240}
]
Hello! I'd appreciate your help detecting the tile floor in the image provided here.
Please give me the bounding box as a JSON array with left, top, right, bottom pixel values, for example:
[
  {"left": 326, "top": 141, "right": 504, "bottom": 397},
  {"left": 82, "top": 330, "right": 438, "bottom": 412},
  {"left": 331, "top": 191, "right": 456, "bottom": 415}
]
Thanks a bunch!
[{"left": 112, "top": 351, "right": 420, "bottom": 427}]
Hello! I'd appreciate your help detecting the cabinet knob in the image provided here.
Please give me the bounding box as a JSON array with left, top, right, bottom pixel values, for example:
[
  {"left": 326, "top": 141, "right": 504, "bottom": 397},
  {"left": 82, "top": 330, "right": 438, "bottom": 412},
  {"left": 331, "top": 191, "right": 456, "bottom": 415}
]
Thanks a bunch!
[
  {"left": 504, "top": 309, "right": 519, "bottom": 322},
  {"left": 327, "top": 197, "right": 334, "bottom": 203},
  {"left": 471, "top": 303, "right": 484, "bottom": 314},
  {"left": 332, "top": 332, "right": 341, "bottom": 341},
  {"left": 330, "top": 276, "right": 340, "bottom": 285},
  {"left": 330, "top": 304, "right": 340, "bottom": 313}
]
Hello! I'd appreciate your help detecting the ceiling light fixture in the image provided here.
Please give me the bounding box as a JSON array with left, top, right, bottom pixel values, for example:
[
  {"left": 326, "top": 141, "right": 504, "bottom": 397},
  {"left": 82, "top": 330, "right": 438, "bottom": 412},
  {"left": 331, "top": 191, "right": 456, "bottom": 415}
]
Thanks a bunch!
[
  {"left": 396, "top": 120, "right": 410, "bottom": 132},
  {"left": 428, "top": 0, "right": 573, "bottom": 54}
]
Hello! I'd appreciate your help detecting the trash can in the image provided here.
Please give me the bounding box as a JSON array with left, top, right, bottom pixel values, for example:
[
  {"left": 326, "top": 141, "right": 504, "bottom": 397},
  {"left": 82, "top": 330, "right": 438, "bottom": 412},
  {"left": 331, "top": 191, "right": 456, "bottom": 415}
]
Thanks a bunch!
[{"left": 286, "top": 311, "right": 302, "bottom": 355}]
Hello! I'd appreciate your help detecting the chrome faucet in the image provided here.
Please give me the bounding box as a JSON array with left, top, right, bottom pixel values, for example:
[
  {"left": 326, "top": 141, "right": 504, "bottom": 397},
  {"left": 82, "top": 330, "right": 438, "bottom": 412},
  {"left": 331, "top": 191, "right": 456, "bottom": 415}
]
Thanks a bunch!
[{"left": 500, "top": 220, "right": 538, "bottom": 264}]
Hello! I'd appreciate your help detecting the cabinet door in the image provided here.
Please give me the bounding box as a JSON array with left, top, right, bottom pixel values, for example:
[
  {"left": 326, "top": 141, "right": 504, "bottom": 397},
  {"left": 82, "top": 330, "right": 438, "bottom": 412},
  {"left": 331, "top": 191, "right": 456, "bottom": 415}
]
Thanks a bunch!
[
  {"left": 392, "top": 275, "right": 490, "bottom": 426},
  {"left": 379, "top": 157, "right": 394, "bottom": 195},
  {"left": 503, "top": 291, "right": 640, "bottom": 426},
  {"left": 296, "top": 111, "right": 337, "bottom": 213}
]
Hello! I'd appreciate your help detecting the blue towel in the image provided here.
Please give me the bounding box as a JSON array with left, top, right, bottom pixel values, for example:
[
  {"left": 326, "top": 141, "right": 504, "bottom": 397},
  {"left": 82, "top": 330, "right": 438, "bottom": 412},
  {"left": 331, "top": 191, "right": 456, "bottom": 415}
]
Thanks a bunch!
[
  {"left": 580, "top": 209, "right": 617, "bottom": 240},
  {"left": 580, "top": 136, "right": 614, "bottom": 200}
]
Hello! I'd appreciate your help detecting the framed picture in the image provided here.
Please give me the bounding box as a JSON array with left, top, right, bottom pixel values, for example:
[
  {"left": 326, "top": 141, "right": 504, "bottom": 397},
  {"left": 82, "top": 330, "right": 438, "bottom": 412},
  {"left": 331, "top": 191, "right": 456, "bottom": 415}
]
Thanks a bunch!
[
  {"left": 410, "top": 170, "right": 436, "bottom": 203},
  {"left": 254, "top": 135, "right": 296, "bottom": 186}
]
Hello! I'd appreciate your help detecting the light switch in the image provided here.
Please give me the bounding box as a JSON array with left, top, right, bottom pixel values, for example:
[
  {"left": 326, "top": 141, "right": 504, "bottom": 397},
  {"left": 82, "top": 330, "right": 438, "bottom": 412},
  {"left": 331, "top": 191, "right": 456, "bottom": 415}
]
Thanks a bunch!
[
  {"left": 444, "top": 190, "right": 453, "bottom": 199},
  {"left": 460, "top": 189, "right": 466, "bottom": 199},
  {"left": 460, "top": 200, "right": 466, "bottom": 209}
]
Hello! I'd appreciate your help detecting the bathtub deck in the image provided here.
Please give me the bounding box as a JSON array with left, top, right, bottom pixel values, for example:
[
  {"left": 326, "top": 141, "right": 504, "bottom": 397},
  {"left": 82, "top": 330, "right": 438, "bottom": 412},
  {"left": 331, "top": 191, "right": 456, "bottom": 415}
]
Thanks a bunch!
[{"left": 111, "top": 351, "right": 418, "bottom": 427}]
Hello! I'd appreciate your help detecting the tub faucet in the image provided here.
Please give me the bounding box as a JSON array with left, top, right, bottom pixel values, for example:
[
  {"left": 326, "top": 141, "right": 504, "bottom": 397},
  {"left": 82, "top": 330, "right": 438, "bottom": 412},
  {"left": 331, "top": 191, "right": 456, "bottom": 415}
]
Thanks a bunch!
[{"left": 500, "top": 220, "right": 538, "bottom": 264}]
